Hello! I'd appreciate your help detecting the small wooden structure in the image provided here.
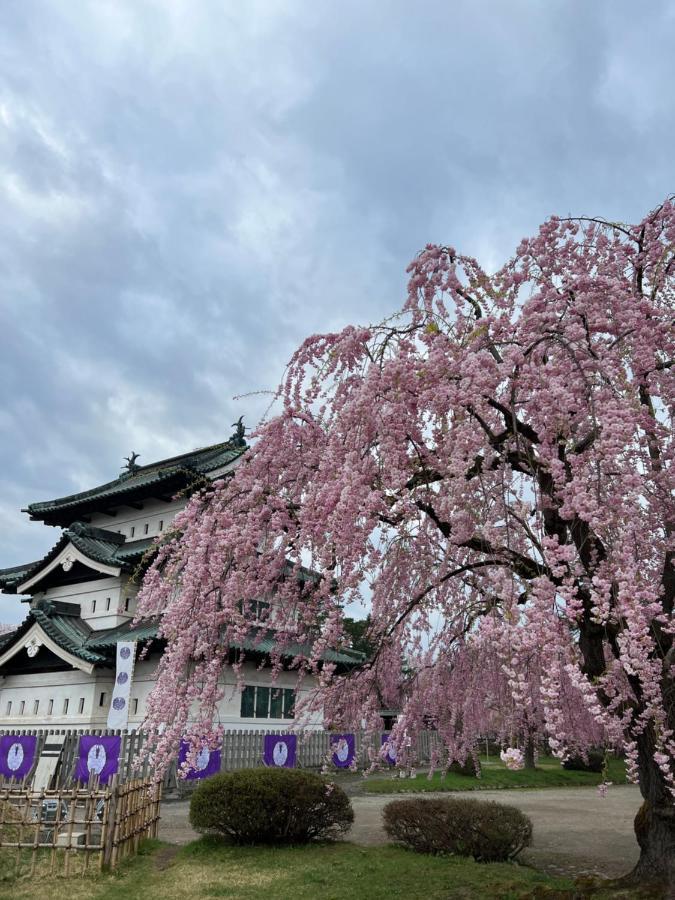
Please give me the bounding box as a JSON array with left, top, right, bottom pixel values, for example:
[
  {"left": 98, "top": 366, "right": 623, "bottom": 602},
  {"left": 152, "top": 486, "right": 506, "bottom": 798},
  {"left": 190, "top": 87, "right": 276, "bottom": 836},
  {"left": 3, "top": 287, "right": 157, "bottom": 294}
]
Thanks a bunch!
[{"left": 0, "top": 776, "right": 161, "bottom": 877}]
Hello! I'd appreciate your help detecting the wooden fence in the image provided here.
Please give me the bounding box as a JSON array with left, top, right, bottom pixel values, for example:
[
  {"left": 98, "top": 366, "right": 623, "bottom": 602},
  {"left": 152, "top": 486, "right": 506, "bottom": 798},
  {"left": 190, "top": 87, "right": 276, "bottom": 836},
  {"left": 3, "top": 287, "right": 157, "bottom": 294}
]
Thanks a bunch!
[
  {"left": 0, "top": 777, "right": 161, "bottom": 877},
  {"left": 0, "top": 728, "right": 160, "bottom": 790},
  {"left": 0, "top": 727, "right": 446, "bottom": 793}
]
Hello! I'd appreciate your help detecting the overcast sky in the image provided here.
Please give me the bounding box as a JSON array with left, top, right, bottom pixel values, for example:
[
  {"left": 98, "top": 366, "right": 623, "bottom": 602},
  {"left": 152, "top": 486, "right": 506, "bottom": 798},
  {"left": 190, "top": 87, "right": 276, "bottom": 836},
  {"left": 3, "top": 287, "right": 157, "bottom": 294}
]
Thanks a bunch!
[{"left": 1, "top": 1, "right": 674, "bottom": 622}]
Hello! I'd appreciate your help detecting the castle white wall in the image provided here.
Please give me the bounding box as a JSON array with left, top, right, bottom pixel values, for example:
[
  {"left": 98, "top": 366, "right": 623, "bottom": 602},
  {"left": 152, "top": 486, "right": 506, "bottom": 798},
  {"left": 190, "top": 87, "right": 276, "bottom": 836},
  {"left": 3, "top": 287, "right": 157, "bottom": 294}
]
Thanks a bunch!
[
  {"left": 87, "top": 497, "right": 186, "bottom": 542},
  {"left": 0, "top": 657, "right": 322, "bottom": 731},
  {"left": 33, "top": 576, "right": 138, "bottom": 631},
  {"left": 0, "top": 668, "right": 113, "bottom": 729}
]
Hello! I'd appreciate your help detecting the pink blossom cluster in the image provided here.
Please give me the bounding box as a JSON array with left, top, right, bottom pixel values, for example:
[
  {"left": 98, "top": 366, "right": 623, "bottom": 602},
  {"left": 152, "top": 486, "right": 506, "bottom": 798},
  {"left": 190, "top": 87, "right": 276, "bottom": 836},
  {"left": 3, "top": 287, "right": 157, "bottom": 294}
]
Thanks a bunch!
[
  {"left": 597, "top": 781, "right": 612, "bottom": 799},
  {"left": 500, "top": 748, "right": 525, "bottom": 771}
]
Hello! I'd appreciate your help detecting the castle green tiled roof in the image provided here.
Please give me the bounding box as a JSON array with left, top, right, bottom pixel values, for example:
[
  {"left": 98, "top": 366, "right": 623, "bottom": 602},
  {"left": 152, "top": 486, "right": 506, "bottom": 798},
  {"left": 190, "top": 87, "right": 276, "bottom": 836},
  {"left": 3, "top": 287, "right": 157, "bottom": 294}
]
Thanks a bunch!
[
  {"left": 0, "top": 600, "right": 161, "bottom": 668},
  {"left": 239, "top": 629, "right": 365, "bottom": 666},
  {"left": 0, "top": 600, "right": 111, "bottom": 665},
  {"left": 0, "top": 561, "right": 40, "bottom": 592},
  {"left": 86, "top": 617, "right": 162, "bottom": 649},
  {"left": 0, "top": 522, "right": 155, "bottom": 594},
  {"left": 0, "top": 601, "right": 364, "bottom": 672},
  {"left": 24, "top": 440, "right": 246, "bottom": 525}
]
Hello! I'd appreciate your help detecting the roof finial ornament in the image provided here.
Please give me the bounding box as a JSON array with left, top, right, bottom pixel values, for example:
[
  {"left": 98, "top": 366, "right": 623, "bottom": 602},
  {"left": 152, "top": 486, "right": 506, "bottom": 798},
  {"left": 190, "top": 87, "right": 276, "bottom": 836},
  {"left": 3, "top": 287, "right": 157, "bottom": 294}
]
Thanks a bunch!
[
  {"left": 231, "top": 416, "right": 246, "bottom": 447},
  {"left": 122, "top": 451, "right": 141, "bottom": 473}
]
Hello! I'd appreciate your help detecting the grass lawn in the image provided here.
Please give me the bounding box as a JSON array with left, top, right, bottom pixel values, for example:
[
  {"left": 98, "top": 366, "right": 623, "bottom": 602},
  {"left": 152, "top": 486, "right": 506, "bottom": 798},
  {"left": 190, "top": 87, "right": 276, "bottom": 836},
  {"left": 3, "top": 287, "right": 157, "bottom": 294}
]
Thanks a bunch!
[
  {"left": 0, "top": 838, "right": 572, "bottom": 900},
  {"left": 4, "top": 836, "right": 652, "bottom": 900},
  {"left": 0, "top": 837, "right": 660, "bottom": 900},
  {"left": 363, "top": 754, "right": 627, "bottom": 794}
]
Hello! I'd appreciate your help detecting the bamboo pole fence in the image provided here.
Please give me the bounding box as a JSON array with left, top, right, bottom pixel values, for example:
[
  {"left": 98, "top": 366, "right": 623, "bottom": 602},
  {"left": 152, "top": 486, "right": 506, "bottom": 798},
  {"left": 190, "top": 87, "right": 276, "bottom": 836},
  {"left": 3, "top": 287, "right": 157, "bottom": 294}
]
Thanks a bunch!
[{"left": 0, "top": 777, "right": 161, "bottom": 877}]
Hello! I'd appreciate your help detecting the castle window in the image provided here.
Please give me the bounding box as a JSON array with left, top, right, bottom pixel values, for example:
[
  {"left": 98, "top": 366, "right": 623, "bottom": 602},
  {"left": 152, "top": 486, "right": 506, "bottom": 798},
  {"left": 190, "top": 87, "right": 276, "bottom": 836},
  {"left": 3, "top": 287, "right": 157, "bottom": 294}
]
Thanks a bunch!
[
  {"left": 99, "top": 692, "right": 107, "bottom": 707},
  {"left": 240, "top": 686, "right": 255, "bottom": 718},
  {"left": 63, "top": 699, "right": 69, "bottom": 715},
  {"left": 78, "top": 697, "right": 85, "bottom": 714},
  {"left": 106, "top": 597, "right": 111, "bottom": 611},
  {"left": 144, "top": 523, "right": 149, "bottom": 534},
  {"left": 159, "top": 520, "right": 164, "bottom": 531},
  {"left": 270, "top": 688, "right": 283, "bottom": 718},
  {"left": 47, "top": 699, "right": 53, "bottom": 715},
  {"left": 19, "top": 701, "right": 25, "bottom": 715},
  {"left": 92, "top": 599, "right": 97, "bottom": 613},
  {"left": 240, "top": 686, "right": 296, "bottom": 719},
  {"left": 238, "top": 599, "right": 270, "bottom": 620},
  {"left": 130, "top": 526, "right": 135, "bottom": 537},
  {"left": 283, "top": 689, "right": 295, "bottom": 719},
  {"left": 124, "top": 597, "right": 130, "bottom": 612},
  {"left": 5, "top": 701, "right": 11, "bottom": 716},
  {"left": 255, "top": 686, "right": 270, "bottom": 719},
  {"left": 132, "top": 698, "right": 138, "bottom": 715},
  {"left": 33, "top": 700, "right": 39, "bottom": 715}
]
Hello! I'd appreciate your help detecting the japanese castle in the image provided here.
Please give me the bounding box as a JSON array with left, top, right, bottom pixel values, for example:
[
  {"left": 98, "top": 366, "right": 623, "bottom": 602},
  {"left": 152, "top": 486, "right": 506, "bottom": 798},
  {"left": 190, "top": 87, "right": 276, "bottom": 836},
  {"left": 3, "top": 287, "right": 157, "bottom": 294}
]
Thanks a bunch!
[{"left": 0, "top": 432, "right": 359, "bottom": 732}]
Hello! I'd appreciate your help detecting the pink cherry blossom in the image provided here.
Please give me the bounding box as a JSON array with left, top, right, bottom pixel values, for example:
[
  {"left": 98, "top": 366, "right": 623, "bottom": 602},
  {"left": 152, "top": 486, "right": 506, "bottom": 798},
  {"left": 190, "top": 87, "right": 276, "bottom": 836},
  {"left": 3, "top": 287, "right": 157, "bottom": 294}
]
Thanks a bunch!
[{"left": 500, "top": 748, "right": 525, "bottom": 771}]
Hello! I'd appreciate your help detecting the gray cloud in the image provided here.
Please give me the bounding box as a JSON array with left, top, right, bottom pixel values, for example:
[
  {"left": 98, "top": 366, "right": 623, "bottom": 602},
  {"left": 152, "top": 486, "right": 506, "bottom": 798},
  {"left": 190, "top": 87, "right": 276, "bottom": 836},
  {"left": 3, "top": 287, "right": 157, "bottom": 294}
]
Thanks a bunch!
[{"left": 1, "top": 0, "right": 674, "bottom": 622}]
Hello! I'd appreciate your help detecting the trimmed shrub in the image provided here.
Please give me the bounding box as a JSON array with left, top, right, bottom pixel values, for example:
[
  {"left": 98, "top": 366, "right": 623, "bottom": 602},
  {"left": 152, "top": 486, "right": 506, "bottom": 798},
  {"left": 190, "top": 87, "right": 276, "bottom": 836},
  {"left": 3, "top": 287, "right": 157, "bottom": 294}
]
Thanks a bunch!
[
  {"left": 562, "top": 750, "right": 604, "bottom": 773},
  {"left": 448, "top": 757, "right": 481, "bottom": 777},
  {"left": 189, "top": 768, "right": 353, "bottom": 844},
  {"left": 383, "top": 797, "right": 533, "bottom": 862}
]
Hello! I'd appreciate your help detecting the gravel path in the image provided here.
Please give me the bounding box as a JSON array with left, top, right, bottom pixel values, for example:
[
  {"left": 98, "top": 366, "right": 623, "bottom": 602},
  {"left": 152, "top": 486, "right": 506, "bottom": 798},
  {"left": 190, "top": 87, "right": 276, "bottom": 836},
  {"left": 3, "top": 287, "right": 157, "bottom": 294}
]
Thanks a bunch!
[{"left": 159, "top": 784, "right": 642, "bottom": 879}]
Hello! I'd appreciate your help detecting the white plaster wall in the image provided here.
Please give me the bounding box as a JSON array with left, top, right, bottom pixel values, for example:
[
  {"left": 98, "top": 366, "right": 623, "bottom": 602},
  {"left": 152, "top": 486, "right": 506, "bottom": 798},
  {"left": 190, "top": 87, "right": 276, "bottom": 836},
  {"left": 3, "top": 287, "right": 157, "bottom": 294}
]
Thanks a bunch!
[
  {"left": 128, "top": 659, "right": 322, "bottom": 730},
  {"left": 36, "top": 576, "right": 137, "bottom": 631},
  {"left": 0, "top": 658, "right": 323, "bottom": 731},
  {"left": 87, "top": 498, "right": 186, "bottom": 542},
  {"left": 0, "top": 669, "right": 114, "bottom": 729}
]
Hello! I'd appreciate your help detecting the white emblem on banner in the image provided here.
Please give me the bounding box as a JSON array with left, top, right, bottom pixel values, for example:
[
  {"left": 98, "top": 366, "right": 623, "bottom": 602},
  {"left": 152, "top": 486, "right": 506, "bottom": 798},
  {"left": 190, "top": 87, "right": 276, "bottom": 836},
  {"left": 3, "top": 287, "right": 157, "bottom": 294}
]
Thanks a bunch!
[
  {"left": 107, "top": 640, "right": 136, "bottom": 729},
  {"left": 195, "top": 748, "right": 211, "bottom": 772},
  {"left": 8, "top": 743, "right": 24, "bottom": 771},
  {"left": 87, "top": 744, "right": 107, "bottom": 774},
  {"left": 273, "top": 741, "right": 288, "bottom": 766},
  {"left": 335, "top": 740, "right": 349, "bottom": 763}
]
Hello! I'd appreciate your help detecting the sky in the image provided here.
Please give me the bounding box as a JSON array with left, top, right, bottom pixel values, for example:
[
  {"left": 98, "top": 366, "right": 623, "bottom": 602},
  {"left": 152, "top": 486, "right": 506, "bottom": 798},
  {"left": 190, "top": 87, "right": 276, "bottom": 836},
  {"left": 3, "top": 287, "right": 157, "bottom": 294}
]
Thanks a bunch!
[{"left": 1, "top": 1, "right": 674, "bottom": 623}]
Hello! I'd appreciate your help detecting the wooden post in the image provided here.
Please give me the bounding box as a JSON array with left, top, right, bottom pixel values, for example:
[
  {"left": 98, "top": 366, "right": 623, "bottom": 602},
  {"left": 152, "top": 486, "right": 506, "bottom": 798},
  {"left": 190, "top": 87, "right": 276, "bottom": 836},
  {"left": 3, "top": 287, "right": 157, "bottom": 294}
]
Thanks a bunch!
[
  {"left": 63, "top": 784, "right": 78, "bottom": 877},
  {"left": 29, "top": 786, "right": 44, "bottom": 877},
  {"left": 111, "top": 777, "right": 126, "bottom": 868},
  {"left": 151, "top": 780, "right": 162, "bottom": 839},
  {"left": 102, "top": 776, "right": 118, "bottom": 869}
]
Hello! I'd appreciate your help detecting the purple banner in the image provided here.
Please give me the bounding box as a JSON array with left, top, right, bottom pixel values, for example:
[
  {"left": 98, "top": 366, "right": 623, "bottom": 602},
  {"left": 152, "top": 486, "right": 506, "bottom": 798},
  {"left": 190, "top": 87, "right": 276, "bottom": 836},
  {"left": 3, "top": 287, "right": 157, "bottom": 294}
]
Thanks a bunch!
[
  {"left": 330, "top": 733, "right": 355, "bottom": 769},
  {"left": 263, "top": 734, "right": 297, "bottom": 768},
  {"left": 74, "top": 735, "right": 121, "bottom": 784},
  {"left": 0, "top": 735, "right": 37, "bottom": 779},
  {"left": 381, "top": 733, "right": 397, "bottom": 765},
  {"left": 178, "top": 740, "right": 221, "bottom": 780}
]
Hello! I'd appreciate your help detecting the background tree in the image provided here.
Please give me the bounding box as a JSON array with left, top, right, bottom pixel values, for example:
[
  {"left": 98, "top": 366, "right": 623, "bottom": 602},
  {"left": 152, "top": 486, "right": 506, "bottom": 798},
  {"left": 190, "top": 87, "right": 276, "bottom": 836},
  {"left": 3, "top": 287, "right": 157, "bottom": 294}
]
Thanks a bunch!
[
  {"left": 342, "top": 615, "right": 375, "bottom": 658},
  {"left": 137, "top": 199, "right": 674, "bottom": 886}
]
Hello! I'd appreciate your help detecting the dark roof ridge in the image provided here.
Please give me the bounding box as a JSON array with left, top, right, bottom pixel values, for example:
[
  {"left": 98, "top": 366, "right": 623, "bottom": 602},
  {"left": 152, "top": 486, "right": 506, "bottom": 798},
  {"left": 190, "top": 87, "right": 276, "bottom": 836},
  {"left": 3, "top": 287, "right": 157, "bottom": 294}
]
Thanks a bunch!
[{"left": 130, "top": 439, "right": 235, "bottom": 472}]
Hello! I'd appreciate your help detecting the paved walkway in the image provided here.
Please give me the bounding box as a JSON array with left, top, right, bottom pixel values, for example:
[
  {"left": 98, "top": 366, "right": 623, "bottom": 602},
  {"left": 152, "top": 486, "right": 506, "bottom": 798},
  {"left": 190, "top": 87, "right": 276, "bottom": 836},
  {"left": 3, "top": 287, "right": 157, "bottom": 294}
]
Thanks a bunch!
[{"left": 159, "top": 784, "right": 642, "bottom": 879}]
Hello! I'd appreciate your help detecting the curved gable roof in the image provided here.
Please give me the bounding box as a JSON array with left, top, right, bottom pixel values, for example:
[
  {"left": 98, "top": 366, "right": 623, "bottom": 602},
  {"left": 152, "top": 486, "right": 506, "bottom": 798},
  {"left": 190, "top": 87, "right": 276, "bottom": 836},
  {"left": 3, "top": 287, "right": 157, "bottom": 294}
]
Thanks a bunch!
[
  {"left": 0, "top": 601, "right": 108, "bottom": 672},
  {"left": 0, "top": 522, "right": 155, "bottom": 594},
  {"left": 24, "top": 441, "right": 246, "bottom": 525}
]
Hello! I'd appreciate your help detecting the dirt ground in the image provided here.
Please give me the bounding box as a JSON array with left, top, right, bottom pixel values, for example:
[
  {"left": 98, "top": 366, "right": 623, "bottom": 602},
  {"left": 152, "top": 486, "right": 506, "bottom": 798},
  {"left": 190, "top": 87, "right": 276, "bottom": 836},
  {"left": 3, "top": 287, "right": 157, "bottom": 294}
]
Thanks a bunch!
[{"left": 159, "top": 784, "right": 642, "bottom": 880}]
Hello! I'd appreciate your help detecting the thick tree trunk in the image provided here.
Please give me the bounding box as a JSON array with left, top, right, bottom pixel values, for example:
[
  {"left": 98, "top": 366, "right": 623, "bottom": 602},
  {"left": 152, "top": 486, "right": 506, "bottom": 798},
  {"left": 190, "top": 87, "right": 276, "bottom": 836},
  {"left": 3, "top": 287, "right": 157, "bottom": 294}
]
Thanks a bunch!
[
  {"left": 627, "top": 734, "right": 675, "bottom": 889},
  {"left": 523, "top": 734, "right": 536, "bottom": 770}
]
